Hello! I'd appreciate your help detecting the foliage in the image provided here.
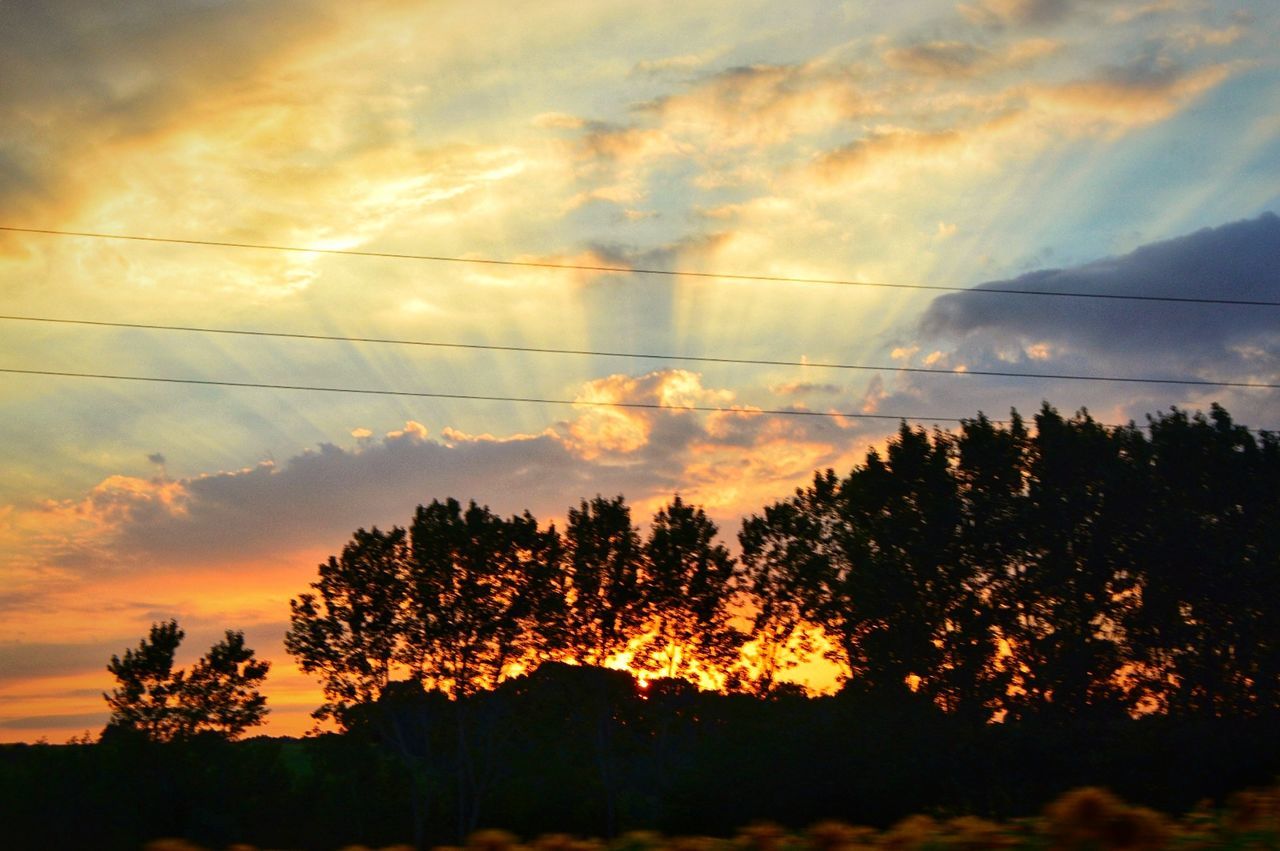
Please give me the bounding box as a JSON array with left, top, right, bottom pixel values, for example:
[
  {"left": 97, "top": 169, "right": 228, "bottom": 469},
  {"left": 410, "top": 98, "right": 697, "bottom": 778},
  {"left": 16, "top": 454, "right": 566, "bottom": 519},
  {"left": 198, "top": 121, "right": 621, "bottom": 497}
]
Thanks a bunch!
[
  {"left": 285, "top": 526, "right": 409, "bottom": 723},
  {"left": 741, "top": 404, "right": 1280, "bottom": 719},
  {"left": 561, "top": 496, "right": 647, "bottom": 667},
  {"left": 114, "top": 782, "right": 1280, "bottom": 851},
  {"left": 104, "top": 620, "right": 269, "bottom": 742},
  {"left": 637, "top": 495, "right": 743, "bottom": 682}
]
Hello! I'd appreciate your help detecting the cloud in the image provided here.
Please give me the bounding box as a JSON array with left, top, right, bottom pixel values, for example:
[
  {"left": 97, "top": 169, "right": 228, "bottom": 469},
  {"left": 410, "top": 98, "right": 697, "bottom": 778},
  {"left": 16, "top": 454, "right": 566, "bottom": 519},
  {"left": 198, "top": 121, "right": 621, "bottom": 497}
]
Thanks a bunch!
[
  {"left": 635, "top": 61, "right": 874, "bottom": 150},
  {"left": 0, "top": 712, "right": 108, "bottom": 731},
  {"left": 884, "top": 37, "right": 1061, "bottom": 77},
  {"left": 574, "top": 57, "right": 876, "bottom": 196},
  {"left": 631, "top": 49, "right": 728, "bottom": 78},
  {"left": 771, "top": 381, "right": 843, "bottom": 396},
  {"left": 1029, "top": 57, "right": 1235, "bottom": 127},
  {"left": 1108, "top": 0, "right": 1187, "bottom": 24},
  {"left": 958, "top": 0, "right": 1080, "bottom": 27},
  {"left": 0, "top": 640, "right": 128, "bottom": 686},
  {"left": 813, "top": 118, "right": 1016, "bottom": 187},
  {"left": 2, "top": 370, "right": 868, "bottom": 583},
  {"left": 0, "top": 0, "right": 382, "bottom": 236},
  {"left": 921, "top": 212, "right": 1280, "bottom": 380}
]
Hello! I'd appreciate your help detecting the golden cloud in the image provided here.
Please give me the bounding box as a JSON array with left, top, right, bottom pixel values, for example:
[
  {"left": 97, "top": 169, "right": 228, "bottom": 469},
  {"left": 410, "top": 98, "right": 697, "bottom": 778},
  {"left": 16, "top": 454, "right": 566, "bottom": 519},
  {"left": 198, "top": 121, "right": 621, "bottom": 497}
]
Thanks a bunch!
[
  {"left": 637, "top": 61, "right": 875, "bottom": 151},
  {"left": 883, "top": 37, "right": 1061, "bottom": 78},
  {"left": 958, "top": 0, "right": 1076, "bottom": 27},
  {"left": 1028, "top": 61, "right": 1235, "bottom": 128},
  {"left": 563, "top": 370, "right": 734, "bottom": 459}
]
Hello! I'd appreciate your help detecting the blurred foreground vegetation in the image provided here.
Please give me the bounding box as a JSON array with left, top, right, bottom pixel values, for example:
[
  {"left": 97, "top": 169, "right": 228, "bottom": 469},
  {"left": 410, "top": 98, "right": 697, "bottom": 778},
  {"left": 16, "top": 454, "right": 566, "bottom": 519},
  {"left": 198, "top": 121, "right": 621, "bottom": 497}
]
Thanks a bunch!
[{"left": 138, "top": 784, "right": 1280, "bottom": 850}]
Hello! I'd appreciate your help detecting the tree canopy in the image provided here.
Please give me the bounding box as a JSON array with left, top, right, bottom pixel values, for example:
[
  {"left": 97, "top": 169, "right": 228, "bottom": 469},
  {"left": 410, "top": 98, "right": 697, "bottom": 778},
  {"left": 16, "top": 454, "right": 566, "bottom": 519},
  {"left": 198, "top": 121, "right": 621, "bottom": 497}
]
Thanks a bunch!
[
  {"left": 286, "top": 403, "right": 1280, "bottom": 722},
  {"left": 105, "top": 620, "right": 270, "bottom": 741}
]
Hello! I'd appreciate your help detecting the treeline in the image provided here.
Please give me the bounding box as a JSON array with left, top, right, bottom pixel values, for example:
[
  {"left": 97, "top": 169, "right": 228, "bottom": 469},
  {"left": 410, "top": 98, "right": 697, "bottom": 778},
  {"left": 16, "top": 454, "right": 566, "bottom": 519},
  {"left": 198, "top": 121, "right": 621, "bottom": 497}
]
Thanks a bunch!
[
  {"left": 8, "top": 678, "right": 1280, "bottom": 850},
  {"left": 288, "top": 403, "right": 1280, "bottom": 723}
]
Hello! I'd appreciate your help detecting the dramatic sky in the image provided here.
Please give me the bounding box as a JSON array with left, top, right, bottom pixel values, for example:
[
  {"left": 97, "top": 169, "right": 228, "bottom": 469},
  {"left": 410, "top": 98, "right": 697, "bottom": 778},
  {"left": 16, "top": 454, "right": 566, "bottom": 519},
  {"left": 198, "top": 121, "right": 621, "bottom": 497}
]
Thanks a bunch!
[{"left": 2, "top": 0, "right": 1278, "bottom": 742}]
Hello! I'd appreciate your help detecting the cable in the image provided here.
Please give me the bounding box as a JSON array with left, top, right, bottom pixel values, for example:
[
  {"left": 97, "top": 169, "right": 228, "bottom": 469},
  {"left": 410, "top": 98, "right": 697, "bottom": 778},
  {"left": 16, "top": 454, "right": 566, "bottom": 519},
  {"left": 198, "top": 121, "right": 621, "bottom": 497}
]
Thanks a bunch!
[
  {"left": 0, "top": 366, "right": 977, "bottom": 424},
  {"left": 3, "top": 314, "right": 1276, "bottom": 391},
  {"left": 3, "top": 366, "right": 1273, "bottom": 433},
  {"left": 4, "top": 225, "right": 1277, "bottom": 307}
]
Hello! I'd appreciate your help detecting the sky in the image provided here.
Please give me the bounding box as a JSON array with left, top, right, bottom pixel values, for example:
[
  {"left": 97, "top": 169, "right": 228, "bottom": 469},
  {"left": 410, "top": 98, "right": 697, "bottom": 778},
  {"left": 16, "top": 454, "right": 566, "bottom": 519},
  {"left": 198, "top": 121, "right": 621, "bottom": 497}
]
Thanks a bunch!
[{"left": 1, "top": 0, "right": 1278, "bottom": 743}]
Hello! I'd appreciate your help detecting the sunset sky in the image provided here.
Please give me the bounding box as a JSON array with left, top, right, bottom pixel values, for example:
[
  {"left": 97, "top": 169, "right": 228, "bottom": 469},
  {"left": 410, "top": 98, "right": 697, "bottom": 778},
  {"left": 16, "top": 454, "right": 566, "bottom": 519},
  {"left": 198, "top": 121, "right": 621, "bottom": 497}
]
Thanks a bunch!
[{"left": 2, "top": 0, "right": 1278, "bottom": 742}]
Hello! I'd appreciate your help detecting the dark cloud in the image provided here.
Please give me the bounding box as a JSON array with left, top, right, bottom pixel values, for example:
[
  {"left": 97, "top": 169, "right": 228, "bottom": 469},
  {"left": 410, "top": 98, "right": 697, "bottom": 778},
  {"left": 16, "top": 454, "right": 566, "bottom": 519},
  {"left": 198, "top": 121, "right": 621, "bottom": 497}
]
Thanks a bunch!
[
  {"left": 33, "top": 367, "right": 866, "bottom": 575},
  {"left": 110, "top": 431, "right": 633, "bottom": 565},
  {"left": 884, "top": 41, "right": 989, "bottom": 76},
  {"left": 95, "top": 397, "right": 770, "bottom": 569},
  {"left": 959, "top": 0, "right": 1080, "bottom": 28},
  {"left": 0, "top": 712, "right": 108, "bottom": 731},
  {"left": 922, "top": 213, "right": 1280, "bottom": 374},
  {"left": 0, "top": 640, "right": 123, "bottom": 685},
  {"left": 850, "top": 213, "right": 1280, "bottom": 437},
  {"left": 147, "top": 452, "right": 166, "bottom": 466}
]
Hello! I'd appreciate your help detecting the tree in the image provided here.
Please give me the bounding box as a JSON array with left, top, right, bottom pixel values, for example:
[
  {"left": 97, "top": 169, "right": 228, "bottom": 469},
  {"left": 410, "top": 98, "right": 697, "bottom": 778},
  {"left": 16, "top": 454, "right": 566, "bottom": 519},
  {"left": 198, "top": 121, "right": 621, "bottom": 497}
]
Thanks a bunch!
[
  {"left": 403, "top": 498, "right": 565, "bottom": 837},
  {"left": 104, "top": 620, "right": 269, "bottom": 741},
  {"left": 1000, "top": 405, "right": 1140, "bottom": 719},
  {"left": 285, "top": 526, "right": 409, "bottom": 725},
  {"left": 738, "top": 483, "right": 833, "bottom": 695},
  {"left": 637, "top": 495, "right": 744, "bottom": 683},
  {"left": 1127, "top": 406, "right": 1280, "bottom": 716},
  {"left": 403, "top": 498, "right": 561, "bottom": 695},
  {"left": 560, "top": 495, "right": 647, "bottom": 666}
]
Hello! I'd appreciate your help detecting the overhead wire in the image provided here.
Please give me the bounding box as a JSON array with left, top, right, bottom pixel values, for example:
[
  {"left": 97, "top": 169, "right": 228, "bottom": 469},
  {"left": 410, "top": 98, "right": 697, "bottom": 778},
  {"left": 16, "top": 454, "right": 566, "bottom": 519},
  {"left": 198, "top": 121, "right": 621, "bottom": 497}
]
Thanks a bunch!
[
  {"left": 3, "top": 225, "right": 1278, "bottom": 307},
  {"left": 1, "top": 367, "right": 1273, "bottom": 433},
  {"left": 0, "top": 366, "right": 982, "bottom": 424},
  {"left": 2, "top": 226, "right": 1276, "bottom": 433},
  {"left": 2, "top": 313, "right": 1276, "bottom": 391}
]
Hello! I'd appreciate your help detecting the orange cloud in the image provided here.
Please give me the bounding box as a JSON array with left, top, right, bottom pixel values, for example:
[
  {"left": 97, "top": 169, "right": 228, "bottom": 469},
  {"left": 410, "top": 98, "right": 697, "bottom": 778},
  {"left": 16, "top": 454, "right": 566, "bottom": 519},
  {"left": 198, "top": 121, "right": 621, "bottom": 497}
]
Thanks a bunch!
[
  {"left": 563, "top": 370, "right": 735, "bottom": 459},
  {"left": 958, "top": 0, "right": 1077, "bottom": 27},
  {"left": 1029, "top": 61, "right": 1235, "bottom": 128},
  {"left": 884, "top": 37, "right": 1061, "bottom": 77}
]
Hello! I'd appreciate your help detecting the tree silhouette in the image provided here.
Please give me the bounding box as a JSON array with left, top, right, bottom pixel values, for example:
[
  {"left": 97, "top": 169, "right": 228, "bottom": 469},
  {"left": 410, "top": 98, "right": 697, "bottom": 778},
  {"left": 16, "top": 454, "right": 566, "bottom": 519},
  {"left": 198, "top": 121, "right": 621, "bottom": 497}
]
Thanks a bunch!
[
  {"left": 403, "top": 498, "right": 560, "bottom": 695},
  {"left": 560, "top": 495, "right": 646, "bottom": 667},
  {"left": 285, "top": 526, "right": 409, "bottom": 724},
  {"left": 105, "top": 620, "right": 269, "bottom": 741},
  {"left": 1127, "top": 405, "right": 1280, "bottom": 716},
  {"left": 637, "top": 495, "right": 744, "bottom": 683},
  {"left": 739, "top": 478, "right": 835, "bottom": 695},
  {"left": 999, "top": 406, "right": 1139, "bottom": 719}
]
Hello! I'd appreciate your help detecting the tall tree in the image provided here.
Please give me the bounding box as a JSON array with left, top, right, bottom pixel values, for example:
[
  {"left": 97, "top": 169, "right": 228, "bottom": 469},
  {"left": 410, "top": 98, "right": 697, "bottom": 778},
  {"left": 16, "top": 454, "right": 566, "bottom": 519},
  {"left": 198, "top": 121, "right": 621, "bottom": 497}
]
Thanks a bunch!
[
  {"left": 1128, "top": 406, "right": 1280, "bottom": 715},
  {"left": 637, "top": 495, "right": 744, "bottom": 683},
  {"left": 560, "top": 495, "right": 646, "bottom": 667},
  {"left": 402, "top": 499, "right": 559, "bottom": 695},
  {"left": 743, "top": 422, "right": 1008, "bottom": 715},
  {"left": 950, "top": 412, "right": 1028, "bottom": 719},
  {"left": 1004, "top": 406, "right": 1141, "bottom": 719},
  {"left": 738, "top": 478, "right": 838, "bottom": 695},
  {"left": 285, "top": 526, "right": 409, "bottom": 725}
]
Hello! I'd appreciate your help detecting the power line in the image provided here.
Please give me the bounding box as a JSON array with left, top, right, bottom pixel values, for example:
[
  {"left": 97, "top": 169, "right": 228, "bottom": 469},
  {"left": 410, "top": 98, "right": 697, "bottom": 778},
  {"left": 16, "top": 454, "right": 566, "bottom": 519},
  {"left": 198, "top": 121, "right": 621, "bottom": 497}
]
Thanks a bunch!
[
  {"left": 0, "top": 366, "right": 979, "bottom": 424},
  {"left": 4, "top": 225, "right": 1277, "bottom": 308},
  {"left": 4, "top": 314, "right": 1276, "bottom": 391},
  {"left": 3, "top": 366, "right": 1272, "bottom": 433}
]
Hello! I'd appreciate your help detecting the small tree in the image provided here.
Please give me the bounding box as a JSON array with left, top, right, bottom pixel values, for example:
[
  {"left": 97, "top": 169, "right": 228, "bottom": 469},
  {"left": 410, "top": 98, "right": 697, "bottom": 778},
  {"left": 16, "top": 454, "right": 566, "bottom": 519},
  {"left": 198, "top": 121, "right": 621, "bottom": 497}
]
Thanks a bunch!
[{"left": 104, "top": 620, "right": 270, "bottom": 741}]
